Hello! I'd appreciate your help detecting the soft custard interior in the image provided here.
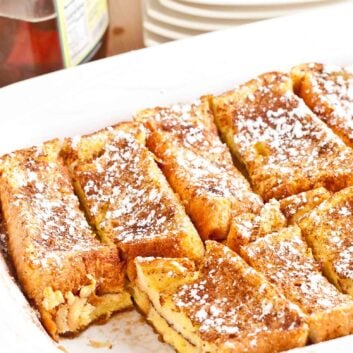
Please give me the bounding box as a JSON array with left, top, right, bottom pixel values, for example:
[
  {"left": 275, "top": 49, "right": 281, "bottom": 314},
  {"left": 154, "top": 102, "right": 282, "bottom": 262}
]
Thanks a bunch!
[
  {"left": 41, "top": 276, "right": 132, "bottom": 337},
  {"left": 134, "top": 258, "right": 218, "bottom": 353},
  {"left": 132, "top": 284, "right": 198, "bottom": 353}
]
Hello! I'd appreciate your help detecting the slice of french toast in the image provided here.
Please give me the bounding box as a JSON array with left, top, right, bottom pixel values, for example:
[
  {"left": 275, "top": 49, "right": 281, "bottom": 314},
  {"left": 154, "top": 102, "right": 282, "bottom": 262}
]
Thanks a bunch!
[
  {"left": 133, "top": 241, "right": 308, "bottom": 353},
  {"left": 227, "top": 199, "right": 286, "bottom": 253},
  {"left": 131, "top": 257, "right": 199, "bottom": 353},
  {"left": 298, "top": 186, "right": 353, "bottom": 297},
  {"left": 211, "top": 72, "right": 353, "bottom": 201},
  {"left": 241, "top": 225, "right": 353, "bottom": 343},
  {"left": 0, "top": 140, "right": 131, "bottom": 340},
  {"left": 135, "top": 99, "right": 262, "bottom": 240},
  {"left": 279, "top": 187, "right": 332, "bottom": 224},
  {"left": 62, "top": 122, "right": 204, "bottom": 278},
  {"left": 292, "top": 63, "right": 353, "bottom": 148}
]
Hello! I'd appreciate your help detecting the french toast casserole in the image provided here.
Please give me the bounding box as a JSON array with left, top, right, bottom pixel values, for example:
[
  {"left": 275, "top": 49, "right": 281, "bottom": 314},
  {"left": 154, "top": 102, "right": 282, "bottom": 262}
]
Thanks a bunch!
[{"left": 2, "top": 62, "right": 353, "bottom": 352}]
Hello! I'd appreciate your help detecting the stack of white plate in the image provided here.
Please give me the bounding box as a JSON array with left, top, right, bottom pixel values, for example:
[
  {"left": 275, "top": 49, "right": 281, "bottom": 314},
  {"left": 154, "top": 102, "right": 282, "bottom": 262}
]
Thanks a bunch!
[{"left": 143, "top": 0, "right": 347, "bottom": 47}]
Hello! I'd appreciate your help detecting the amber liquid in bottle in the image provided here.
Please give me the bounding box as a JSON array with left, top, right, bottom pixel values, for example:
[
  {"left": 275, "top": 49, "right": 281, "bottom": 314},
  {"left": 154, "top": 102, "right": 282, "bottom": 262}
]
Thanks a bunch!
[{"left": 0, "top": 14, "right": 107, "bottom": 87}]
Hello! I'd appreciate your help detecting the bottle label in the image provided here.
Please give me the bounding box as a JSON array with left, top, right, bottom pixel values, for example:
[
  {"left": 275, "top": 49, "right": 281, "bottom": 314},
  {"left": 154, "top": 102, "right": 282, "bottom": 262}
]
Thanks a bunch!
[{"left": 53, "top": 0, "right": 108, "bottom": 67}]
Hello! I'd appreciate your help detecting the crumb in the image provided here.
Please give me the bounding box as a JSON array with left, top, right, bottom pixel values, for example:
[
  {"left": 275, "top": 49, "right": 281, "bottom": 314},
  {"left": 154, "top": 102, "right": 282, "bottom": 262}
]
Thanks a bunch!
[
  {"left": 88, "top": 340, "right": 113, "bottom": 349},
  {"left": 124, "top": 327, "right": 132, "bottom": 335},
  {"left": 57, "top": 345, "right": 69, "bottom": 353}
]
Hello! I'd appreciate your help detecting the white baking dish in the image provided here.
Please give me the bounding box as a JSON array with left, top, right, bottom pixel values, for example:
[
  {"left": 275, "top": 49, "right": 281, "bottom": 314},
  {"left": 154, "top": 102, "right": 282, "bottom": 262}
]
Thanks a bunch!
[{"left": 1, "top": 2, "right": 353, "bottom": 352}]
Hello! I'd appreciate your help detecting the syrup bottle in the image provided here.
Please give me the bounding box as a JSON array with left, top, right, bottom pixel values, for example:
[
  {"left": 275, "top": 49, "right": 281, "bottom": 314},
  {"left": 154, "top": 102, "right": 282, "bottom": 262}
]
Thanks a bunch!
[{"left": 0, "top": 0, "right": 109, "bottom": 87}]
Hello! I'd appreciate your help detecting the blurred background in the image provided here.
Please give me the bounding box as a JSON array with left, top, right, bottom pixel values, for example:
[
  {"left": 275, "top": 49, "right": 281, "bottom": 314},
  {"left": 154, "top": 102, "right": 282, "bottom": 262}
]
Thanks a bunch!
[{"left": 0, "top": 0, "right": 350, "bottom": 87}]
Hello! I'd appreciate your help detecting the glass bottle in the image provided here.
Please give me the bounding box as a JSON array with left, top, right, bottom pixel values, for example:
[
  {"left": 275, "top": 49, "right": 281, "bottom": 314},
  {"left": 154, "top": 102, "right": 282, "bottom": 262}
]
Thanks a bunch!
[{"left": 0, "top": 0, "right": 109, "bottom": 87}]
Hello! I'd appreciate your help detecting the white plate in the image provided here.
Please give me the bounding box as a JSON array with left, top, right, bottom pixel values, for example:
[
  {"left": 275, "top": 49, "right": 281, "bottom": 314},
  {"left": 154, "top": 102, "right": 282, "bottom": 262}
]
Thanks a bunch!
[
  {"left": 2, "top": 2, "right": 353, "bottom": 353},
  {"left": 146, "top": 0, "right": 252, "bottom": 31},
  {"left": 159, "top": 0, "right": 342, "bottom": 19},
  {"left": 143, "top": 11, "right": 204, "bottom": 40},
  {"left": 144, "top": 37, "right": 161, "bottom": 46},
  {"left": 143, "top": 18, "right": 199, "bottom": 40},
  {"left": 143, "top": 30, "right": 170, "bottom": 47},
  {"left": 178, "top": 0, "right": 328, "bottom": 7}
]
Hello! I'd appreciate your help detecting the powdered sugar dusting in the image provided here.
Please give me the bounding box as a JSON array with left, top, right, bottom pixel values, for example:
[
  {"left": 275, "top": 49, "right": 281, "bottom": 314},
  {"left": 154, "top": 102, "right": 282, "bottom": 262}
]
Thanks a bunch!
[
  {"left": 173, "top": 242, "right": 303, "bottom": 342},
  {"left": 139, "top": 100, "right": 262, "bottom": 219},
  {"left": 71, "top": 126, "right": 184, "bottom": 244},
  {"left": 303, "top": 63, "right": 353, "bottom": 143},
  {"left": 1, "top": 144, "right": 103, "bottom": 269},
  {"left": 229, "top": 199, "right": 285, "bottom": 251},
  {"left": 243, "top": 227, "right": 352, "bottom": 317},
  {"left": 281, "top": 193, "right": 308, "bottom": 218},
  {"left": 301, "top": 188, "right": 353, "bottom": 283},
  {"left": 220, "top": 72, "right": 353, "bottom": 199},
  {"left": 279, "top": 188, "right": 331, "bottom": 223}
]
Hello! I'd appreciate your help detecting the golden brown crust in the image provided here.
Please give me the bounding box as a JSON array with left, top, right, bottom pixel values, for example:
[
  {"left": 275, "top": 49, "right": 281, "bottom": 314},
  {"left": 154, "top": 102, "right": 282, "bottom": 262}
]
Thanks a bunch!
[
  {"left": 227, "top": 199, "right": 286, "bottom": 253},
  {"left": 298, "top": 186, "right": 353, "bottom": 297},
  {"left": 62, "top": 122, "right": 204, "bottom": 272},
  {"left": 135, "top": 99, "right": 262, "bottom": 240},
  {"left": 279, "top": 187, "right": 332, "bottom": 224},
  {"left": 0, "top": 140, "right": 127, "bottom": 339},
  {"left": 292, "top": 63, "right": 353, "bottom": 148},
  {"left": 211, "top": 72, "right": 353, "bottom": 201},
  {"left": 175, "top": 241, "right": 307, "bottom": 345},
  {"left": 241, "top": 226, "right": 353, "bottom": 343},
  {"left": 135, "top": 241, "right": 308, "bottom": 353}
]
